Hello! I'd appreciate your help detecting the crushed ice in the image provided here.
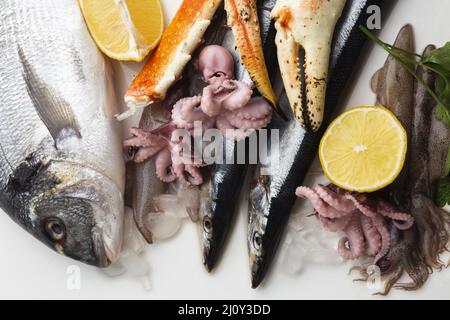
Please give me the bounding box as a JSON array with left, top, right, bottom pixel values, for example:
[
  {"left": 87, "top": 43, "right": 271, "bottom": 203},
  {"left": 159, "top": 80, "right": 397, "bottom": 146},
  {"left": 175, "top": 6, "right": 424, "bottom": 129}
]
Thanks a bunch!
[{"left": 278, "top": 159, "right": 343, "bottom": 276}]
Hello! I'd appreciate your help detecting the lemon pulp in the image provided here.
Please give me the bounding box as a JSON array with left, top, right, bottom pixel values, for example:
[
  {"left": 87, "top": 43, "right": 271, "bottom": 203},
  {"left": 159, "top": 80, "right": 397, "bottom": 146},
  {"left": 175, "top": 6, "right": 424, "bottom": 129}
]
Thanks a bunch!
[
  {"left": 319, "top": 106, "right": 407, "bottom": 192},
  {"left": 79, "top": 0, "right": 164, "bottom": 62}
]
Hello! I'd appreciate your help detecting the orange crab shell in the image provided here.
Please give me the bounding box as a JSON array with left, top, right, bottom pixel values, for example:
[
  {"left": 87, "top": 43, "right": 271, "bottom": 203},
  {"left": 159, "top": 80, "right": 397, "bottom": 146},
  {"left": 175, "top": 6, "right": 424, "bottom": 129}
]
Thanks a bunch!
[
  {"left": 224, "top": 0, "right": 278, "bottom": 109},
  {"left": 125, "top": 0, "right": 221, "bottom": 103}
]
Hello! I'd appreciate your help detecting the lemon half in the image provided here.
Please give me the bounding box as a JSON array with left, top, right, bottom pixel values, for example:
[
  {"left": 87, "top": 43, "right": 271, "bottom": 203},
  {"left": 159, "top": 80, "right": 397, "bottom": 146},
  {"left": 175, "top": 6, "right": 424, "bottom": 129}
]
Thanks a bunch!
[
  {"left": 79, "top": 0, "right": 164, "bottom": 62},
  {"left": 319, "top": 106, "right": 407, "bottom": 193}
]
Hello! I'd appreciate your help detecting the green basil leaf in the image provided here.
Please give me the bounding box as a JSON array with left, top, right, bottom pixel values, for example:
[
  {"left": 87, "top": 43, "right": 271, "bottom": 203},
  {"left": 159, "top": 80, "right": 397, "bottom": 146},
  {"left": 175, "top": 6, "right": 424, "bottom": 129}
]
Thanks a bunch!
[{"left": 423, "top": 42, "right": 450, "bottom": 74}]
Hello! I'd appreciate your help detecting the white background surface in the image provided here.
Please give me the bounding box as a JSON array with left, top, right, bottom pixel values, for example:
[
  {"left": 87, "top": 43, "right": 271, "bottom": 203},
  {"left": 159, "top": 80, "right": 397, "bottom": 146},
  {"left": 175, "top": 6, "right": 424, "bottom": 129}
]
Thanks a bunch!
[{"left": 1, "top": 0, "right": 450, "bottom": 300}]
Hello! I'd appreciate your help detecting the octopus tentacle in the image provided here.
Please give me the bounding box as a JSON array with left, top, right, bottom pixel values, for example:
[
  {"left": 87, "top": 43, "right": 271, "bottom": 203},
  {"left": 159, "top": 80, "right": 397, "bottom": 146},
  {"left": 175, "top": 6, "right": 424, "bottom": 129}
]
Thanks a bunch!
[
  {"left": 371, "top": 213, "right": 391, "bottom": 264},
  {"left": 184, "top": 165, "right": 203, "bottom": 186},
  {"left": 169, "top": 130, "right": 195, "bottom": 166},
  {"left": 224, "top": 97, "right": 272, "bottom": 131},
  {"left": 338, "top": 214, "right": 365, "bottom": 260},
  {"left": 360, "top": 215, "right": 382, "bottom": 257},
  {"left": 173, "top": 162, "right": 203, "bottom": 186},
  {"left": 220, "top": 79, "right": 240, "bottom": 90},
  {"left": 124, "top": 127, "right": 167, "bottom": 163},
  {"left": 225, "top": 112, "right": 271, "bottom": 131},
  {"left": 155, "top": 148, "right": 177, "bottom": 183},
  {"left": 296, "top": 183, "right": 415, "bottom": 277},
  {"left": 216, "top": 113, "right": 255, "bottom": 141},
  {"left": 345, "top": 194, "right": 377, "bottom": 218},
  {"left": 152, "top": 123, "right": 178, "bottom": 139},
  {"left": 200, "top": 80, "right": 252, "bottom": 116},
  {"left": 378, "top": 200, "right": 415, "bottom": 230},
  {"left": 172, "top": 96, "right": 209, "bottom": 130},
  {"left": 295, "top": 187, "right": 350, "bottom": 218},
  {"left": 220, "top": 80, "right": 253, "bottom": 111},
  {"left": 201, "top": 85, "right": 223, "bottom": 117},
  {"left": 318, "top": 214, "right": 352, "bottom": 232},
  {"left": 173, "top": 163, "right": 186, "bottom": 183},
  {"left": 314, "top": 184, "right": 355, "bottom": 212}
]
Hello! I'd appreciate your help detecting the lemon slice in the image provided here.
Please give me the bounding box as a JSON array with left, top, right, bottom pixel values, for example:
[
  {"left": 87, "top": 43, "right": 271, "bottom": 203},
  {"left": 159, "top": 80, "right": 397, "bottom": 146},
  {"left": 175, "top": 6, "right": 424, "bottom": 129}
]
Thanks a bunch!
[
  {"left": 319, "top": 106, "right": 407, "bottom": 193},
  {"left": 79, "top": 0, "right": 164, "bottom": 62}
]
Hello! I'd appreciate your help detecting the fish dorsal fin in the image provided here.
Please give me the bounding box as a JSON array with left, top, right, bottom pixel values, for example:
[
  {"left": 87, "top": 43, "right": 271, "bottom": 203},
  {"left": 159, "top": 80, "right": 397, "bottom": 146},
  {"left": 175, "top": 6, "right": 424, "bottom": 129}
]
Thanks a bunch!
[{"left": 18, "top": 47, "right": 81, "bottom": 142}]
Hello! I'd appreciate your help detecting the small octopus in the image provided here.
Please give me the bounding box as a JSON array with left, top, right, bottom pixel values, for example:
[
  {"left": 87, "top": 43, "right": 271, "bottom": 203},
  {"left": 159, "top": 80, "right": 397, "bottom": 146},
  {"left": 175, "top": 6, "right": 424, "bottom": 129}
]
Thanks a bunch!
[
  {"left": 124, "top": 45, "right": 273, "bottom": 185},
  {"left": 296, "top": 184, "right": 414, "bottom": 264},
  {"left": 171, "top": 45, "right": 272, "bottom": 137}
]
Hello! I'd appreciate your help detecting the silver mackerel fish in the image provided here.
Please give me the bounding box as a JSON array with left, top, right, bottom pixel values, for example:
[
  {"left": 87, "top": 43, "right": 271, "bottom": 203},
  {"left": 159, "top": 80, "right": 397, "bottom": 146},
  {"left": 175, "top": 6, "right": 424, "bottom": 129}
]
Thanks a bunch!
[{"left": 0, "top": 0, "right": 125, "bottom": 267}]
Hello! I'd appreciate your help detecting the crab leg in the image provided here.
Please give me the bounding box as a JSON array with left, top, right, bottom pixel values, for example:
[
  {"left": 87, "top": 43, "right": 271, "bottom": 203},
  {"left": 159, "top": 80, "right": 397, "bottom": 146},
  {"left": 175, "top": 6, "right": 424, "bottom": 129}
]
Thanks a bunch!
[
  {"left": 271, "top": 0, "right": 347, "bottom": 131},
  {"left": 224, "top": 0, "right": 278, "bottom": 109},
  {"left": 119, "top": 0, "right": 222, "bottom": 120}
]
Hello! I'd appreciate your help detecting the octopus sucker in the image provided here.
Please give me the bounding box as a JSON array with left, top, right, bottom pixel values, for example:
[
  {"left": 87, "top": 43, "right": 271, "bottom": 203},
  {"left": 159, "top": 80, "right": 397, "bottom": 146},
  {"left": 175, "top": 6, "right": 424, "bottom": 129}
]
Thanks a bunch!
[
  {"left": 338, "top": 214, "right": 365, "bottom": 260},
  {"left": 295, "top": 186, "right": 351, "bottom": 219},
  {"left": 360, "top": 215, "right": 381, "bottom": 257},
  {"left": 171, "top": 96, "right": 209, "bottom": 130},
  {"left": 314, "top": 184, "right": 354, "bottom": 212},
  {"left": 155, "top": 149, "right": 177, "bottom": 183},
  {"left": 345, "top": 194, "right": 377, "bottom": 218},
  {"left": 371, "top": 214, "right": 391, "bottom": 264}
]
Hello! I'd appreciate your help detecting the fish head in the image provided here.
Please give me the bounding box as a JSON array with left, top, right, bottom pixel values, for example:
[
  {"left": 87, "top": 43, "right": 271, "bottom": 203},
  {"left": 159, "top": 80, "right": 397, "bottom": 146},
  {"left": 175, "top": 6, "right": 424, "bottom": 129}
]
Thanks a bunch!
[
  {"left": 12, "top": 159, "right": 124, "bottom": 267},
  {"left": 198, "top": 157, "right": 249, "bottom": 272},
  {"left": 199, "top": 177, "right": 233, "bottom": 272},
  {"left": 247, "top": 176, "right": 271, "bottom": 288},
  {"left": 200, "top": 198, "right": 220, "bottom": 272}
]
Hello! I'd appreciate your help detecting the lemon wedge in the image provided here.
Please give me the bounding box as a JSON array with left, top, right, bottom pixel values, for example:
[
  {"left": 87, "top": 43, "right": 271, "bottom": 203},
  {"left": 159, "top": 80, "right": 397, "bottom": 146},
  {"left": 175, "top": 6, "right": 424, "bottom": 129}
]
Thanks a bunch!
[
  {"left": 319, "top": 106, "right": 407, "bottom": 193},
  {"left": 78, "top": 0, "right": 164, "bottom": 62}
]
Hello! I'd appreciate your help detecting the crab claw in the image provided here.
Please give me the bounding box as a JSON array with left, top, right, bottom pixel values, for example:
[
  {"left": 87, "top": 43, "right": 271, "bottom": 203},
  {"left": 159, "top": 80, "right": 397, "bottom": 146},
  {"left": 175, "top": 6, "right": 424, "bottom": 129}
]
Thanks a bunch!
[
  {"left": 271, "top": 0, "right": 346, "bottom": 131},
  {"left": 119, "top": 0, "right": 222, "bottom": 120},
  {"left": 224, "top": 0, "right": 278, "bottom": 111}
]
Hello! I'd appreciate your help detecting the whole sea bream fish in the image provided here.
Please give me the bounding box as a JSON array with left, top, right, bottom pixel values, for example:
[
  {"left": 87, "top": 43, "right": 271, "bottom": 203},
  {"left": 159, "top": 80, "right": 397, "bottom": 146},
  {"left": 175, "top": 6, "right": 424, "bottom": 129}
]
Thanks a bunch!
[{"left": 0, "top": 0, "right": 125, "bottom": 266}]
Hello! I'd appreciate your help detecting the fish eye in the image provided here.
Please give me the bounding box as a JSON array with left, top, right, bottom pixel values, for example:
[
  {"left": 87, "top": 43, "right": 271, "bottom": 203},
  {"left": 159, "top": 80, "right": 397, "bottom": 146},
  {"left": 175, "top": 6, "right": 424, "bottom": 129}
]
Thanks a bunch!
[
  {"left": 203, "top": 216, "right": 212, "bottom": 234},
  {"left": 44, "top": 218, "right": 66, "bottom": 242},
  {"left": 253, "top": 232, "right": 262, "bottom": 251}
]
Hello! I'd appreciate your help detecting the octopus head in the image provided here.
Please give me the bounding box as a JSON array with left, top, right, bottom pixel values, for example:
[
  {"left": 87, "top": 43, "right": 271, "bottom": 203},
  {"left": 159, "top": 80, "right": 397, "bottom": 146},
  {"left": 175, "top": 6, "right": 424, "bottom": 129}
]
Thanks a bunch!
[{"left": 198, "top": 45, "right": 234, "bottom": 86}]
